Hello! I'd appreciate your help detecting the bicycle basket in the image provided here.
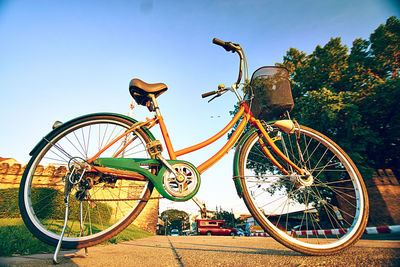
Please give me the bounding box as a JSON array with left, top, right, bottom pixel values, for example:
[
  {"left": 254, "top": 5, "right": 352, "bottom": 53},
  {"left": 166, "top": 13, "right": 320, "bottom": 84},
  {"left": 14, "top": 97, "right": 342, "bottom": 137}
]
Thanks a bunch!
[{"left": 249, "top": 66, "right": 294, "bottom": 120}]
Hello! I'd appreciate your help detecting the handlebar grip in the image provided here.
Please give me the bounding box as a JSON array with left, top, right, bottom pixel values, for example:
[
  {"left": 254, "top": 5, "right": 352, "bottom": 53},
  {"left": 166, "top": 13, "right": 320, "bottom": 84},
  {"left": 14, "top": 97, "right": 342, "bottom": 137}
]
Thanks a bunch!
[
  {"left": 212, "top": 38, "right": 226, "bottom": 46},
  {"left": 212, "top": 38, "right": 237, "bottom": 52},
  {"left": 201, "top": 91, "right": 217, "bottom": 98}
]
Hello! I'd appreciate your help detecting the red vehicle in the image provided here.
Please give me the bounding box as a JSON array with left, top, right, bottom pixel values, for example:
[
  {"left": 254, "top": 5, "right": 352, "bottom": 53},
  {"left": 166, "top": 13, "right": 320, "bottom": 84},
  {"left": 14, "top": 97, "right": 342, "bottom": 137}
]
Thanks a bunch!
[{"left": 196, "top": 219, "right": 238, "bottom": 236}]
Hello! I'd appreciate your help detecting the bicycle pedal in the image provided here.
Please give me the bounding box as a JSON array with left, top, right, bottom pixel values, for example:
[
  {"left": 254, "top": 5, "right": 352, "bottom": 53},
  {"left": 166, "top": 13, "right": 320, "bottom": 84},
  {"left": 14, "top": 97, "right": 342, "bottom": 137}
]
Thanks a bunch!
[{"left": 146, "top": 140, "right": 163, "bottom": 157}]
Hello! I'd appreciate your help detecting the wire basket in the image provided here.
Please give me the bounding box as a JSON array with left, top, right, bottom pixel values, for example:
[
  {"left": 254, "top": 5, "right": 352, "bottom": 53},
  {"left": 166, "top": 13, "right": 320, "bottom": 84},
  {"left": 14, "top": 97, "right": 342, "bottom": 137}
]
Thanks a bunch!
[{"left": 248, "top": 66, "right": 294, "bottom": 121}]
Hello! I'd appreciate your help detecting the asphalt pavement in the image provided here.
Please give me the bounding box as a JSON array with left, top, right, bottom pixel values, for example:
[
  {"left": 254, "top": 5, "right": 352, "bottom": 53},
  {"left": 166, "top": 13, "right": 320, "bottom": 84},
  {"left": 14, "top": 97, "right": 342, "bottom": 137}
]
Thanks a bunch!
[{"left": 1, "top": 235, "right": 399, "bottom": 266}]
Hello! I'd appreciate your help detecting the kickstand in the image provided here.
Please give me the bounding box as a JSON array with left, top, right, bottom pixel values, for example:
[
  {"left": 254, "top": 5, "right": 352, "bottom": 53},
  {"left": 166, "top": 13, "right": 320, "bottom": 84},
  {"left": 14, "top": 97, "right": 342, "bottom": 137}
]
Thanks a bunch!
[
  {"left": 80, "top": 202, "right": 88, "bottom": 257},
  {"left": 53, "top": 195, "right": 70, "bottom": 264}
]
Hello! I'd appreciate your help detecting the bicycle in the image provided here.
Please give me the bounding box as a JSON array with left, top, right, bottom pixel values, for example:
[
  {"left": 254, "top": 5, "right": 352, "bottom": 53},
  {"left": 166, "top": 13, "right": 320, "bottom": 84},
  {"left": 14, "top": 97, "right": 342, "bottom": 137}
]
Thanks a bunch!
[{"left": 19, "top": 38, "right": 369, "bottom": 261}]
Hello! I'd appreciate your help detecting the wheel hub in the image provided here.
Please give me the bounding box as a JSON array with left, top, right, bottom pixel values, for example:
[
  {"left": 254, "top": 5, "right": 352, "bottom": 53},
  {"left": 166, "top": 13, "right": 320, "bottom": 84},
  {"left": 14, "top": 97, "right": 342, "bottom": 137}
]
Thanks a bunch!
[
  {"left": 291, "top": 171, "right": 314, "bottom": 189},
  {"left": 299, "top": 171, "right": 314, "bottom": 186}
]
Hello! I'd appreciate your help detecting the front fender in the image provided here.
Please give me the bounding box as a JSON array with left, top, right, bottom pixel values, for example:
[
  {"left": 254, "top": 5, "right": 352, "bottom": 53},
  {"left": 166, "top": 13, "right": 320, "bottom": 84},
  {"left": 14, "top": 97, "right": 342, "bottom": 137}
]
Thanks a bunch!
[
  {"left": 232, "top": 128, "right": 258, "bottom": 197},
  {"left": 29, "top": 113, "right": 155, "bottom": 156},
  {"left": 232, "top": 119, "right": 295, "bottom": 197}
]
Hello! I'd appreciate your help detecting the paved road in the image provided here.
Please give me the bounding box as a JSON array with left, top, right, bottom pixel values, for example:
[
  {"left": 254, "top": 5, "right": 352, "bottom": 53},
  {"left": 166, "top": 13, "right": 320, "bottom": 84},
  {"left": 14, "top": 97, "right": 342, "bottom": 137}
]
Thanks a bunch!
[{"left": 1, "top": 236, "right": 399, "bottom": 266}]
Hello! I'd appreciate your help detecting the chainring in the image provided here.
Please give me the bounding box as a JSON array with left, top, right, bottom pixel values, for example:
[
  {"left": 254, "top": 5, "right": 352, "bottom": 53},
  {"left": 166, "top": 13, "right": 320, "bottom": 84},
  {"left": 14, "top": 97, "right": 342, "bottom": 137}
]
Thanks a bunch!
[{"left": 162, "top": 162, "right": 200, "bottom": 198}]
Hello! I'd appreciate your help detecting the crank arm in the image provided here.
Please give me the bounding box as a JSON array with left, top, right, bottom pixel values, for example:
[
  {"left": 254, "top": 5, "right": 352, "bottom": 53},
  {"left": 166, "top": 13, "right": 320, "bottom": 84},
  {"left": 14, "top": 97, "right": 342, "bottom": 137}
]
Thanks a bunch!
[{"left": 156, "top": 154, "right": 184, "bottom": 181}]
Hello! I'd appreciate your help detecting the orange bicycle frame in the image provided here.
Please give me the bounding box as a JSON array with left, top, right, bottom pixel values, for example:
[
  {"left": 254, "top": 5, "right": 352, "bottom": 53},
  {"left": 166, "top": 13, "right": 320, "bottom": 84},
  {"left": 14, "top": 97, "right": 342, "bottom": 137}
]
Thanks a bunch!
[{"left": 88, "top": 100, "right": 304, "bottom": 177}]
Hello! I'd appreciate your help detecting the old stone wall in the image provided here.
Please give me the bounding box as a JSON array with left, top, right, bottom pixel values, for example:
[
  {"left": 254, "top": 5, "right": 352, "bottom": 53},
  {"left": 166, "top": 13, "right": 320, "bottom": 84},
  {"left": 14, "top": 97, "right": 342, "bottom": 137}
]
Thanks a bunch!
[
  {"left": 366, "top": 169, "right": 400, "bottom": 226},
  {"left": 133, "top": 189, "right": 159, "bottom": 233},
  {"left": 0, "top": 161, "right": 159, "bottom": 234}
]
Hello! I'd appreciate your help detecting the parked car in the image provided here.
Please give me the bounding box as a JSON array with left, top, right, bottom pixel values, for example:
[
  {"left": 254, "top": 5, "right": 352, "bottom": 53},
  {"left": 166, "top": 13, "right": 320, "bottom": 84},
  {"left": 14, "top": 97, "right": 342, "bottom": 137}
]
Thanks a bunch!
[
  {"left": 170, "top": 229, "right": 179, "bottom": 236},
  {"left": 182, "top": 230, "right": 195, "bottom": 236},
  {"left": 234, "top": 228, "right": 245, "bottom": 236},
  {"left": 196, "top": 219, "right": 237, "bottom": 236}
]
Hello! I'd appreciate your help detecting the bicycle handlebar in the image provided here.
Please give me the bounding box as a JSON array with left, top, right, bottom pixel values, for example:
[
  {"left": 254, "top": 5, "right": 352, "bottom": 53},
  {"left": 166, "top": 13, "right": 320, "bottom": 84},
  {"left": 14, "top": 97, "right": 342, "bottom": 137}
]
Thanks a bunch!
[
  {"left": 212, "top": 38, "right": 239, "bottom": 53},
  {"left": 201, "top": 90, "right": 217, "bottom": 98},
  {"left": 202, "top": 38, "right": 245, "bottom": 101}
]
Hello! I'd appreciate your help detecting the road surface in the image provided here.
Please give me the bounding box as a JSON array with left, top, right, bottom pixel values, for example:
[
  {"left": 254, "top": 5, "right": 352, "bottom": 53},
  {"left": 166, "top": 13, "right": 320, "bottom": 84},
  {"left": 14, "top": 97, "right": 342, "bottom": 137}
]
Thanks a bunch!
[{"left": 1, "top": 236, "right": 399, "bottom": 266}]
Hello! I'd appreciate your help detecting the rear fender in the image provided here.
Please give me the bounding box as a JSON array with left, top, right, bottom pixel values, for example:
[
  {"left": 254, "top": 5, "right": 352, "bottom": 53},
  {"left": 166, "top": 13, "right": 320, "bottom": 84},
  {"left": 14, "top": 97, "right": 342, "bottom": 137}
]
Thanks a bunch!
[{"left": 29, "top": 113, "right": 155, "bottom": 156}]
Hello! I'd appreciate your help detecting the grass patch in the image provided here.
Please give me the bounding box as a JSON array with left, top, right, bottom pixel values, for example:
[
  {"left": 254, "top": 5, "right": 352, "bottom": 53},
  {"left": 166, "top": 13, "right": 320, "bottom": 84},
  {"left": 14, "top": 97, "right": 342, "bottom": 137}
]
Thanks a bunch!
[
  {"left": 103, "top": 224, "right": 153, "bottom": 244},
  {"left": 0, "top": 218, "right": 153, "bottom": 257},
  {"left": 0, "top": 218, "right": 55, "bottom": 257}
]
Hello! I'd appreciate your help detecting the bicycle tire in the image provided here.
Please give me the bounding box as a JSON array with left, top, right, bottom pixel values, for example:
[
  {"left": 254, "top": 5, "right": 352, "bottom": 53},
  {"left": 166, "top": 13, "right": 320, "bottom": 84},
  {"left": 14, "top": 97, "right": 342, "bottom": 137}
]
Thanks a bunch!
[
  {"left": 237, "top": 125, "right": 369, "bottom": 255},
  {"left": 19, "top": 114, "right": 155, "bottom": 249}
]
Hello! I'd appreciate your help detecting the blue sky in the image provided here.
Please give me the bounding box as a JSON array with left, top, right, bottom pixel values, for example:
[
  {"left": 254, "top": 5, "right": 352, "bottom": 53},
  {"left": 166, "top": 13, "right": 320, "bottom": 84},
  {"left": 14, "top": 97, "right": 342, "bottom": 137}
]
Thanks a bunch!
[{"left": 1, "top": 0, "right": 399, "bottom": 214}]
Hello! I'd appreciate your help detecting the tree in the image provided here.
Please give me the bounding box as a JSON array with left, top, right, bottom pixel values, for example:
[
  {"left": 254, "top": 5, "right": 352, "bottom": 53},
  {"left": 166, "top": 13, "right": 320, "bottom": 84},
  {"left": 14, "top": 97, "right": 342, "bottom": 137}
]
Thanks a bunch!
[
  {"left": 230, "top": 16, "right": 400, "bottom": 179},
  {"left": 279, "top": 16, "right": 400, "bottom": 178},
  {"left": 160, "top": 209, "right": 189, "bottom": 232},
  {"left": 370, "top": 16, "right": 400, "bottom": 80},
  {"left": 214, "top": 206, "right": 243, "bottom": 228}
]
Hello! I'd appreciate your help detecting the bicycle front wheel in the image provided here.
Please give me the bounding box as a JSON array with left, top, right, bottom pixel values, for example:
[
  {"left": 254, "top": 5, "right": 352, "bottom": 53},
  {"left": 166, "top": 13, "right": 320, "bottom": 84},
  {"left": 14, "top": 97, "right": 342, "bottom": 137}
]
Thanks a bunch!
[
  {"left": 238, "top": 125, "right": 369, "bottom": 255},
  {"left": 19, "top": 114, "right": 154, "bottom": 249}
]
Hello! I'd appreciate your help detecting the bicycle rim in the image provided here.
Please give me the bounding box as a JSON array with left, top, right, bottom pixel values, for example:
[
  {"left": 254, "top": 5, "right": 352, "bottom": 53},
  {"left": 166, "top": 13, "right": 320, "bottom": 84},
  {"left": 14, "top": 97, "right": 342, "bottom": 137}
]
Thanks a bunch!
[
  {"left": 239, "top": 125, "right": 368, "bottom": 255},
  {"left": 19, "top": 115, "right": 154, "bottom": 248}
]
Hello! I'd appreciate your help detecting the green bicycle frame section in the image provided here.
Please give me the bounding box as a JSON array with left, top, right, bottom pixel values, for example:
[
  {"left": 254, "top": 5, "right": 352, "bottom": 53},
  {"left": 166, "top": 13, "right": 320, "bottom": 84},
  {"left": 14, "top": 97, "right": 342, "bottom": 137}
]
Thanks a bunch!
[{"left": 93, "top": 157, "right": 200, "bottom": 201}]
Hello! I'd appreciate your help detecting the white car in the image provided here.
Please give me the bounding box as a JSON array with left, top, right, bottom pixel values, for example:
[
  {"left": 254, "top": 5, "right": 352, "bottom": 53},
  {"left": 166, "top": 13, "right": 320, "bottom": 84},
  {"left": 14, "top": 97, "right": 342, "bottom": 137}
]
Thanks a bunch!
[
  {"left": 170, "top": 229, "right": 179, "bottom": 236},
  {"left": 234, "top": 228, "right": 245, "bottom": 236}
]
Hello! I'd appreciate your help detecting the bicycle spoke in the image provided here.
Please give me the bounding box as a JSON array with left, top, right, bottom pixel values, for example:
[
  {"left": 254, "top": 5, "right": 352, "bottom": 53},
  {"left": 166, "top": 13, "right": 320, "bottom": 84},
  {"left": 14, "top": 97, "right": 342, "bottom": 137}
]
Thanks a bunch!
[
  {"left": 240, "top": 126, "right": 367, "bottom": 253},
  {"left": 68, "top": 134, "right": 87, "bottom": 159},
  {"left": 21, "top": 116, "right": 153, "bottom": 248},
  {"left": 46, "top": 141, "right": 75, "bottom": 163}
]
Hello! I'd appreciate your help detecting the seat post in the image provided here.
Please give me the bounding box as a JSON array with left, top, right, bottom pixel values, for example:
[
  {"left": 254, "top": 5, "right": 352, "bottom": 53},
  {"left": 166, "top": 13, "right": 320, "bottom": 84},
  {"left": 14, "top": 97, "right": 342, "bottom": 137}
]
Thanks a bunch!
[
  {"left": 149, "top": 94, "right": 176, "bottom": 160},
  {"left": 149, "top": 94, "right": 162, "bottom": 117}
]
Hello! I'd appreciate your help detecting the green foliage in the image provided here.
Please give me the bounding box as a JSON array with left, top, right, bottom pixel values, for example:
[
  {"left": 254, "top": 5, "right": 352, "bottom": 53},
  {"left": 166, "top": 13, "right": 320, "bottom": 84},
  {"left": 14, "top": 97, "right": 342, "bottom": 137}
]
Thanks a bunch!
[
  {"left": 0, "top": 218, "right": 55, "bottom": 256},
  {"left": 278, "top": 16, "right": 400, "bottom": 178},
  {"left": 103, "top": 224, "right": 153, "bottom": 244},
  {"left": 293, "top": 88, "right": 372, "bottom": 176},
  {"left": 160, "top": 209, "right": 189, "bottom": 232},
  {"left": 0, "top": 188, "right": 20, "bottom": 218},
  {"left": 30, "top": 188, "right": 65, "bottom": 220},
  {"left": 0, "top": 218, "right": 152, "bottom": 257},
  {"left": 229, "top": 16, "right": 400, "bottom": 180},
  {"left": 358, "top": 79, "right": 400, "bottom": 172},
  {"left": 214, "top": 207, "right": 242, "bottom": 228},
  {"left": 0, "top": 188, "right": 112, "bottom": 224},
  {"left": 370, "top": 16, "right": 400, "bottom": 79}
]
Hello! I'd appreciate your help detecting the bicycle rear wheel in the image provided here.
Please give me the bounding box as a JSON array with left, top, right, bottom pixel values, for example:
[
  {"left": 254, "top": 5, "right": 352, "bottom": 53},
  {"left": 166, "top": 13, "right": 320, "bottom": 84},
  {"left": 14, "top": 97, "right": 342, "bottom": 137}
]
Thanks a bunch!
[
  {"left": 19, "top": 114, "right": 155, "bottom": 249},
  {"left": 237, "top": 125, "right": 368, "bottom": 255}
]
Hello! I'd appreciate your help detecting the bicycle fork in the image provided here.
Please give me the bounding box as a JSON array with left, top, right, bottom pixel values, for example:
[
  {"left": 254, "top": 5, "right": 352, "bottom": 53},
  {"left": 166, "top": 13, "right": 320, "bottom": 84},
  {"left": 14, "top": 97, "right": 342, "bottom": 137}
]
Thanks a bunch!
[{"left": 256, "top": 119, "right": 305, "bottom": 176}]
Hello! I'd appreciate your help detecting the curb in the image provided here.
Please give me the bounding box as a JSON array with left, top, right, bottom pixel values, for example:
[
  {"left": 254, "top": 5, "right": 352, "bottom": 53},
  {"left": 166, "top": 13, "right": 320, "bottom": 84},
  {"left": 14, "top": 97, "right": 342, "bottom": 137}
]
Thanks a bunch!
[
  {"left": 251, "top": 232, "right": 270, "bottom": 237},
  {"left": 364, "top": 225, "right": 400, "bottom": 234},
  {"left": 250, "top": 225, "right": 400, "bottom": 237}
]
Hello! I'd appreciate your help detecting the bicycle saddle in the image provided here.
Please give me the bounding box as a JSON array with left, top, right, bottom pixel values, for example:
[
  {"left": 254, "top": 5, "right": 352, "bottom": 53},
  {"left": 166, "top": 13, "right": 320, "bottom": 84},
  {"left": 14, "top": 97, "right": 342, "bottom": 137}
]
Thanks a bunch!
[{"left": 129, "top": 78, "right": 168, "bottom": 105}]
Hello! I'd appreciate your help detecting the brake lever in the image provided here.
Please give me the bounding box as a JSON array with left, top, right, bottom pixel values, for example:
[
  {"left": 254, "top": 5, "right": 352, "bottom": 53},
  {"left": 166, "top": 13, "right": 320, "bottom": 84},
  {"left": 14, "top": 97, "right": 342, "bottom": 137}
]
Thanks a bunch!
[
  {"left": 207, "top": 88, "right": 228, "bottom": 103},
  {"left": 206, "top": 84, "right": 227, "bottom": 103},
  {"left": 208, "top": 93, "right": 220, "bottom": 103}
]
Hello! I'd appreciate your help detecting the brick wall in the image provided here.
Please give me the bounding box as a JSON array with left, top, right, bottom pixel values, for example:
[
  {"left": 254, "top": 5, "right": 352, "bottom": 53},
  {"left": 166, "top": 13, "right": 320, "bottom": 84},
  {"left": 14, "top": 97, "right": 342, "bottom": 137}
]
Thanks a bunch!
[
  {"left": 132, "top": 189, "right": 159, "bottom": 233},
  {"left": 366, "top": 169, "right": 400, "bottom": 226},
  {"left": 0, "top": 161, "right": 159, "bottom": 233}
]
